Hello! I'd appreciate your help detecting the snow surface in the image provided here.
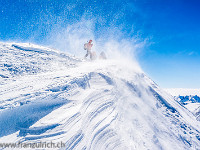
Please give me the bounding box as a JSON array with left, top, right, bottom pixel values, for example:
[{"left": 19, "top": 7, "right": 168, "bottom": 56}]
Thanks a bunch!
[{"left": 0, "top": 42, "right": 200, "bottom": 150}]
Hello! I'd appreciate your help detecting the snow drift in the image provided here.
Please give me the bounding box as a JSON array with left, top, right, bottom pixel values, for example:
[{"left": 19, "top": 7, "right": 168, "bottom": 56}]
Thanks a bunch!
[{"left": 0, "top": 42, "right": 200, "bottom": 150}]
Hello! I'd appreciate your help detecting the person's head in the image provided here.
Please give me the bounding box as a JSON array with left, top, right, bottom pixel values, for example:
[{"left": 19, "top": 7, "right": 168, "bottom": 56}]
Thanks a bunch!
[{"left": 89, "top": 40, "right": 92, "bottom": 43}]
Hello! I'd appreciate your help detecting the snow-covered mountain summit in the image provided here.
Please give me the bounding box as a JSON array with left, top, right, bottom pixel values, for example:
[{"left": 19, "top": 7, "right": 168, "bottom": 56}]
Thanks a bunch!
[{"left": 0, "top": 42, "right": 200, "bottom": 150}]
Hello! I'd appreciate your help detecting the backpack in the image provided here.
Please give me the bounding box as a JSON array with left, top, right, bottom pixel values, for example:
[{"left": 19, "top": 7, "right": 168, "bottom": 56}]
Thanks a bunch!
[{"left": 84, "top": 43, "right": 88, "bottom": 50}]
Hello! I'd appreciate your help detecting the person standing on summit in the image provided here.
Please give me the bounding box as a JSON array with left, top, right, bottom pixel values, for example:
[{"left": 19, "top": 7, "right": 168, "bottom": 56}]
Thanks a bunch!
[{"left": 84, "top": 40, "right": 93, "bottom": 59}]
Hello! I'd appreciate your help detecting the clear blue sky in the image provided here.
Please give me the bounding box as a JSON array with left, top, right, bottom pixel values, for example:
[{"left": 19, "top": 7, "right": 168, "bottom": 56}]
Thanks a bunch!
[{"left": 0, "top": 0, "right": 200, "bottom": 88}]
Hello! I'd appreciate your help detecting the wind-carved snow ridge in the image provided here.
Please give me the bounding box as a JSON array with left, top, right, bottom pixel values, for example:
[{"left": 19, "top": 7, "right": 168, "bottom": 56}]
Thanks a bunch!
[
  {"left": 0, "top": 42, "right": 200, "bottom": 150},
  {"left": 0, "top": 43, "right": 80, "bottom": 79}
]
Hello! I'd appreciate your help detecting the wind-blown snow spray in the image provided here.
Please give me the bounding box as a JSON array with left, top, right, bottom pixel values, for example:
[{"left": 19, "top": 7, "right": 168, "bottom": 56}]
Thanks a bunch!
[{"left": 45, "top": 16, "right": 145, "bottom": 73}]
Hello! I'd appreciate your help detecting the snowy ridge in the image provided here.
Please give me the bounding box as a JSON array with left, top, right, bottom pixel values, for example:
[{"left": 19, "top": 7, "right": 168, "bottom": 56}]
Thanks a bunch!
[
  {"left": 0, "top": 43, "right": 200, "bottom": 150},
  {"left": 0, "top": 42, "right": 79, "bottom": 79}
]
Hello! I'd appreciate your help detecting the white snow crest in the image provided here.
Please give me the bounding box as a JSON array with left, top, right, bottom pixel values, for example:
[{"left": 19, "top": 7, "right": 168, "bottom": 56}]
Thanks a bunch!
[{"left": 0, "top": 42, "right": 200, "bottom": 150}]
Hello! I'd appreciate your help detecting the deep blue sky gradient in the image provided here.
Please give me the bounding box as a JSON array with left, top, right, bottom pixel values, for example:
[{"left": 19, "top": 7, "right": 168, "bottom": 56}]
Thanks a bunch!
[{"left": 0, "top": 0, "right": 200, "bottom": 88}]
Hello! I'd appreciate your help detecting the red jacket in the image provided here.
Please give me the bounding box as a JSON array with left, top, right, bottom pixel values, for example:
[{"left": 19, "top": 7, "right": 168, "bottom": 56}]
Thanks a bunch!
[{"left": 85, "top": 42, "right": 93, "bottom": 50}]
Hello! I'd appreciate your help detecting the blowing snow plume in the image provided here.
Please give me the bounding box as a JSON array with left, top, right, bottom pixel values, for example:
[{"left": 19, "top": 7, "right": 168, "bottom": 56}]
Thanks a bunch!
[
  {"left": 0, "top": 42, "right": 200, "bottom": 150},
  {"left": 45, "top": 17, "right": 145, "bottom": 67}
]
